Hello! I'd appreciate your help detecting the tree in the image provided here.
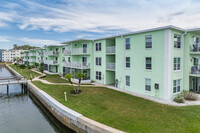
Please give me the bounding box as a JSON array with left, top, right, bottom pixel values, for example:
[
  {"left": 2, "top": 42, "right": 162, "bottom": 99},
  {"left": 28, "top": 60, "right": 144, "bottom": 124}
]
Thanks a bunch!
[
  {"left": 65, "top": 73, "right": 77, "bottom": 93},
  {"left": 38, "top": 63, "right": 45, "bottom": 73},
  {"left": 75, "top": 72, "right": 86, "bottom": 91},
  {"left": 64, "top": 72, "right": 86, "bottom": 94},
  {"left": 33, "top": 63, "right": 39, "bottom": 68}
]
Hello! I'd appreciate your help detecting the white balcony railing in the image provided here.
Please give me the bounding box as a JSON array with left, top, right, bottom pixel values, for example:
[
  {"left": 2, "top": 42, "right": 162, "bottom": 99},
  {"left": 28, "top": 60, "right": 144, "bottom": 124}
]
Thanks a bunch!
[
  {"left": 62, "top": 61, "right": 71, "bottom": 67},
  {"left": 23, "top": 54, "right": 28, "bottom": 57},
  {"left": 106, "top": 62, "right": 115, "bottom": 70},
  {"left": 63, "top": 50, "right": 71, "bottom": 56},
  {"left": 71, "top": 62, "right": 90, "bottom": 69},
  {"left": 44, "top": 60, "right": 58, "bottom": 65},
  {"left": 28, "top": 53, "right": 36, "bottom": 56},
  {"left": 72, "top": 48, "right": 90, "bottom": 55},
  {"left": 106, "top": 46, "right": 115, "bottom": 54},
  {"left": 45, "top": 51, "right": 59, "bottom": 56},
  {"left": 36, "top": 52, "right": 44, "bottom": 56},
  {"left": 28, "top": 59, "right": 36, "bottom": 62}
]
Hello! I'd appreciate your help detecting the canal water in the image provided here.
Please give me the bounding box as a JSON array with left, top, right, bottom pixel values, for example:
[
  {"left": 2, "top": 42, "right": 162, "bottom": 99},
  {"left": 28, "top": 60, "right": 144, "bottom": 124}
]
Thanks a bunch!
[{"left": 0, "top": 67, "right": 75, "bottom": 133}]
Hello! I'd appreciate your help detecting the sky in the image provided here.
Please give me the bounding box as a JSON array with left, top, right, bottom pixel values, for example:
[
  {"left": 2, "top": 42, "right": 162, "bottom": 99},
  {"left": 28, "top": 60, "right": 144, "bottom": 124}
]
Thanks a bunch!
[{"left": 0, "top": 0, "right": 200, "bottom": 49}]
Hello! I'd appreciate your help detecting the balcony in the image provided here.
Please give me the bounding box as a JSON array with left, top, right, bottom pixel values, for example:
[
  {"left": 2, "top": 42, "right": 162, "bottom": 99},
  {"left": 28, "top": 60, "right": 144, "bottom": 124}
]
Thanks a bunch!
[
  {"left": 72, "top": 48, "right": 90, "bottom": 55},
  {"left": 36, "top": 59, "right": 44, "bottom": 63},
  {"left": 106, "top": 46, "right": 115, "bottom": 54},
  {"left": 44, "top": 60, "right": 58, "bottom": 65},
  {"left": 28, "top": 59, "right": 36, "bottom": 62},
  {"left": 190, "top": 43, "right": 200, "bottom": 54},
  {"left": 63, "top": 50, "right": 71, "bottom": 56},
  {"left": 23, "top": 54, "right": 28, "bottom": 56},
  {"left": 46, "top": 51, "right": 59, "bottom": 56},
  {"left": 106, "top": 62, "right": 115, "bottom": 71},
  {"left": 36, "top": 52, "right": 44, "bottom": 56},
  {"left": 28, "top": 53, "right": 36, "bottom": 56},
  {"left": 71, "top": 62, "right": 90, "bottom": 69},
  {"left": 63, "top": 61, "right": 71, "bottom": 67}
]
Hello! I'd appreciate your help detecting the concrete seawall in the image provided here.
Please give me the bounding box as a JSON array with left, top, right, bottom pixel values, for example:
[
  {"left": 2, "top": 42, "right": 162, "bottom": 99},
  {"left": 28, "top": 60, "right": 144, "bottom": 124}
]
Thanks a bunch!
[{"left": 7, "top": 64, "right": 125, "bottom": 133}]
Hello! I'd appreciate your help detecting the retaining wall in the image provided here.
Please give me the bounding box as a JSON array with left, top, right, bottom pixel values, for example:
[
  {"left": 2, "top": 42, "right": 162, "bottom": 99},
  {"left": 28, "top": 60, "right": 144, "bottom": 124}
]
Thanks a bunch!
[{"left": 7, "top": 64, "right": 125, "bottom": 133}]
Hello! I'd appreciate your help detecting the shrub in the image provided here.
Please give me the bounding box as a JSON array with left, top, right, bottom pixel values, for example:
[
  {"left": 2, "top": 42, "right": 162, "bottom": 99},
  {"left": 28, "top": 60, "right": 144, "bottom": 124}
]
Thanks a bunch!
[
  {"left": 19, "top": 64, "right": 26, "bottom": 69},
  {"left": 182, "top": 91, "right": 198, "bottom": 101},
  {"left": 173, "top": 94, "right": 185, "bottom": 103}
]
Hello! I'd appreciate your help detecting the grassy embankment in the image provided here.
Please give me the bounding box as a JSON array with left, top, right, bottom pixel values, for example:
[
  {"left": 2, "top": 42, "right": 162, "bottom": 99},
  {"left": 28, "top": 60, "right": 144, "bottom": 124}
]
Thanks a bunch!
[{"left": 33, "top": 81, "right": 200, "bottom": 133}]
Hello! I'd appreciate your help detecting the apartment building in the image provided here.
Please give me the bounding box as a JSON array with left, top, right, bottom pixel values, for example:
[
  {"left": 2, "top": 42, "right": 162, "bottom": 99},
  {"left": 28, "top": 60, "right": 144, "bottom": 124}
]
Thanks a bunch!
[
  {"left": 0, "top": 49, "right": 4, "bottom": 62},
  {"left": 2, "top": 49, "right": 24, "bottom": 62},
  {"left": 23, "top": 25, "right": 200, "bottom": 101}
]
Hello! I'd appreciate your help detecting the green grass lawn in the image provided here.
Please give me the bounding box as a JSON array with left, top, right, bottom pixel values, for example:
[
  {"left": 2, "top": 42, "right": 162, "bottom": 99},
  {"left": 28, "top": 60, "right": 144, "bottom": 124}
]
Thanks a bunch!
[
  {"left": 32, "top": 81, "right": 200, "bottom": 133},
  {"left": 40, "top": 72, "right": 92, "bottom": 85},
  {"left": 40, "top": 73, "right": 69, "bottom": 83},
  {"left": 9, "top": 65, "right": 41, "bottom": 79}
]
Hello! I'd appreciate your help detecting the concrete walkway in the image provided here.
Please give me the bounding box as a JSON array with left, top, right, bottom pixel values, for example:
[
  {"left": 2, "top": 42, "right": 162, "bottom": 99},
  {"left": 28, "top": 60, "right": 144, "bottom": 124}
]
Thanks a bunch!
[{"left": 31, "top": 69, "right": 200, "bottom": 107}]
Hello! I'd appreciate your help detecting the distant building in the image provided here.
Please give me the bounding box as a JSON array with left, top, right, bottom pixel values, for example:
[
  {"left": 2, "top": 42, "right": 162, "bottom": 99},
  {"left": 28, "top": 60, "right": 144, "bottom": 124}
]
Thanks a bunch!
[
  {"left": 0, "top": 49, "right": 5, "bottom": 62},
  {"left": 2, "top": 49, "right": 24, "bottom": 62}
]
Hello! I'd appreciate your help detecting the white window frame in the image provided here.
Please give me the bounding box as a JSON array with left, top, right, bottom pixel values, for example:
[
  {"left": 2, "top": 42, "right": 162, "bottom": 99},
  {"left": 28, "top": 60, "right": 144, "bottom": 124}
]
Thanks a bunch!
[
  {"left": 146, "top": 57, "right": 152, "bottom": 70},
  {"left": 174, "top": 34, "right": 181, "bottom": 49},
  {"left": 126, "top": 57, "right": 130, "bottom": 68},
  {"left": 96, "top": 71, "right": 101, "bottom": 80},
  {"left": 145, "top": 78, "right": 151, "bottom": 91},
  {"left": 145, "top": 35, "right": 152, "bottom": 49},
  {"left": 96, "top": 43, "right": 102, "bottom": 51},
  {"left": 96, "top": 57, "right": 102, "bottom": 66},
  {"left": 126, "top": 38, "right": 130, "bottom": 50},
  {"left": 173, "top": 57, "right": 181, "bottom": 71},
  {"left": 173, "top": 79, "right": 181, "bottom": 93},
  {"left": 126, "top": 75, "right": 130, "bottom": 87}
]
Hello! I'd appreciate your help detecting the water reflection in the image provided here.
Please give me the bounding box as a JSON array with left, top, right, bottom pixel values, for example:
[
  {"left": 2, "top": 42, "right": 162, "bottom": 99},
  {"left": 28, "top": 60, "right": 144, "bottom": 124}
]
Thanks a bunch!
[{"left": 0, "top": 67, "right": 75, "bottom": 133}]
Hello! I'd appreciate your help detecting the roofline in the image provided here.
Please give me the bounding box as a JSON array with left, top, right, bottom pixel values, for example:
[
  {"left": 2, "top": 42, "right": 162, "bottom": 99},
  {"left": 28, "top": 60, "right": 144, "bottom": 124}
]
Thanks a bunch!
[
  {"left": 60, "top": 25, "right": 200, "bottom": 44},
  {"left": 94, "top": 25, "right": 186, "bottom": 41},
  {"left": 61, "top": 38, "right": 93, "bottom": 44},
  {"left": 187, "top": 28, "right": 200, "bottom": 32}
]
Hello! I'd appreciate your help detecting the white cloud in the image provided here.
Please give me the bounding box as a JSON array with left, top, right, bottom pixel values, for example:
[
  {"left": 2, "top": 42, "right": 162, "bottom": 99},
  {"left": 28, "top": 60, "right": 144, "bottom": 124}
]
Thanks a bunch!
[
  {"left": 20, "top": 38, "right": 60, "bottom": 46},
  {"left": 1, "top": 0, "right": 200, "bottom": 33},
  {"left": 0, "top": 36, "right": 10, "bottom": 42}
]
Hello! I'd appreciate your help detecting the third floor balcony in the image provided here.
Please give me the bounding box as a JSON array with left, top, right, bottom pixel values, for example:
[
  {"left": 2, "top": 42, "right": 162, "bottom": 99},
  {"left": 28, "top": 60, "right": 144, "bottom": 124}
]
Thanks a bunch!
[
  {"left": 28, "top": 53, "right": 36, "bottom": 56},
  {"left": 63, "top": 50, "right": 71, "bottom": 56},
  {"left": 44, "top": 60, "right": 58, "bottom": 65},
  {"left": 72, "top": 48, "right": 90, "bottom": 55},
  {"left": 45, "top": 51, "right": 59, "bottom": 56},
  {"left": 190, "top": 43, "right": 200, "bottom": 54}
]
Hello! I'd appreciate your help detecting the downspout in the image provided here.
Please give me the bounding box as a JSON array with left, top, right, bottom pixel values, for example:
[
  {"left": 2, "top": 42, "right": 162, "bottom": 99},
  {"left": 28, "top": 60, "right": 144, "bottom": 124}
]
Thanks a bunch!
[{"left": 181, "top": 31, "right": 187, "bottom": 91}]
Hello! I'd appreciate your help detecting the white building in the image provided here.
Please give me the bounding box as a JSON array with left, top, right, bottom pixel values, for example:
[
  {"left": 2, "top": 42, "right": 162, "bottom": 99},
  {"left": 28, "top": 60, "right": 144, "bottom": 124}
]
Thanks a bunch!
[{"left": 2, "top": 49, "right": 24, "bottom": 62}]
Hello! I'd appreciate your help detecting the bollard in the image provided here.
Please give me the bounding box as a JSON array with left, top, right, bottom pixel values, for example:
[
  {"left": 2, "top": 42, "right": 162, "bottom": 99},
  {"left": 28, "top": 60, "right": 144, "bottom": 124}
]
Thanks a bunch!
[{"left": 64, "top": 92, "right": 67, "bottom": 101}]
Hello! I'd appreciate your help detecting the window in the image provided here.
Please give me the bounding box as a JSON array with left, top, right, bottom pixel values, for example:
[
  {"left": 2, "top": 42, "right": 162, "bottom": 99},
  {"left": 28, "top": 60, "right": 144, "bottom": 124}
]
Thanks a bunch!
[
  {"left": 68, "top": 57, "right": 71, "bottom": 62},
  {"left": 96, "top": 71, "right": 101, "bottom": 80},
  {"left": 145, "top": 78, "right": 151, "bottom": 91},
  {"left": 96, "top": 43, "right": 102, "bottom": 51},
  {"left": 146, "top": 57, "right": 152, "bottom": 70},
  {"left": 126, "top": 75, "right": 130, "bottom": 86},
  {"left": 145, "top": 35, "right": 152, "bottom": 48},
  {"left": 126, "top": 57, "right": 130, "bottom": 68},
  {"left": 173, "top": 79, "right": 181, "bottom": 93},
  {"left": 62, "top": 48, "right": 65, "bottom": 53},
  {"left": 173, "top": 57, "right": 181, "bottom": 70},
  {"left": 96, "top": 57, "right": 101, "bottom": 66},
  {"left": 174, "top": 34, "right": 181, "bottom": 48},
  {"left": 126, "top": 38, "right": 130, "bottom": 50}
]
